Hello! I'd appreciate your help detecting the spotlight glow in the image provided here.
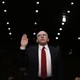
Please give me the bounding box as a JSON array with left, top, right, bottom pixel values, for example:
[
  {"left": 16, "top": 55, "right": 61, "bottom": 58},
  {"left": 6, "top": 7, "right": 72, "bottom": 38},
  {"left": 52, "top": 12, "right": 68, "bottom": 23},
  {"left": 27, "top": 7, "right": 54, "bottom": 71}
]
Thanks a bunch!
[
  {"left": 62, "top": 15, "right": 66, "bottom": 22},
  {"left": 78, "top": 37, "right": 80, "bottom": 40},
  {"left": 7, "top": 22, "right": 9, "bottom": 25},
  {"left": 33, "top": 32, "right": 36, "bottom": 35},
  {"left": 8, "top": 27, "right": 11, "bottom": 30},
  {"left": 36, "top": 2, "right": 39, "bottom": 4},
  {"left": 4, "top": 10, "right": 7, "bottom": 12},
  {"left": 55, "top": 37, "right": 58, "bottom": 40},
  {"left": 35, "top": 10, "right": 38, "bottom": 13},
  {"left": 57, "top": 33, "right": 60, "bottom": 35},
  {"left": 62, "top": 22, "right": 65, "bottom": 25},
  {"left": 9, "top": 32, "right": 12, "bottom": 35},
  {"left": 71, "top": 2, "right": 74, "bottom": 5},
  {"left": 59, "top": 28, "right": 62, "bottom": 31},
  {"left": 34, "top": 22, "right": 37, "bottom": 25},
  {"left": 67, "top": 10, "right": 70, "bottom": 13},
  {"left": 2, "top": 1, "right": 5, "bottom": 4}
]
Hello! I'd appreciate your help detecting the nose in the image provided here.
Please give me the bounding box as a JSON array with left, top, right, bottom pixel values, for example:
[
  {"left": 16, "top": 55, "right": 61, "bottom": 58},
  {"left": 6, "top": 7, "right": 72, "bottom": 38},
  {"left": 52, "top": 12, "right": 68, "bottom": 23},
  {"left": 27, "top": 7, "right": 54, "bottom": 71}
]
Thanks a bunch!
[{"left": 41, "top": 35, "right": 44, "bottom": 38}]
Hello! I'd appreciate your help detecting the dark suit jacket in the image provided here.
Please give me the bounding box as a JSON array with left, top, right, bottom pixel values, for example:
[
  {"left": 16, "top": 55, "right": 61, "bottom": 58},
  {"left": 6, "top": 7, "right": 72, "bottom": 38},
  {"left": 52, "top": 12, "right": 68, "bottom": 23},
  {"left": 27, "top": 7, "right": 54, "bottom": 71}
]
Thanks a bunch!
[{"left": 19, "top": 44, "right": 64, "bottom": 80}]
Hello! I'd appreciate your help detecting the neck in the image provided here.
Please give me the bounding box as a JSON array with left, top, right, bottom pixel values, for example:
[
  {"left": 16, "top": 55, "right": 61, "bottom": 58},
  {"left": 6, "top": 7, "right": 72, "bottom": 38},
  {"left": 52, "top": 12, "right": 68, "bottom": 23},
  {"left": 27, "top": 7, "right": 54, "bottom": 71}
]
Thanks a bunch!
[{"left": 39, "top": 43, "right": 47, "bottom": 46}]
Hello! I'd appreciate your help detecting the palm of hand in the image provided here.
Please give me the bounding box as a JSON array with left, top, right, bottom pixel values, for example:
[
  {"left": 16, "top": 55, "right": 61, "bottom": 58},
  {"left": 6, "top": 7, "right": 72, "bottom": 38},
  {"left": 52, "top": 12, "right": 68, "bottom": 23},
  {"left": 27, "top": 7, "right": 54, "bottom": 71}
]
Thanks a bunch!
[{"left": 21, "top": 34, "right": 28, "bottom": 47}]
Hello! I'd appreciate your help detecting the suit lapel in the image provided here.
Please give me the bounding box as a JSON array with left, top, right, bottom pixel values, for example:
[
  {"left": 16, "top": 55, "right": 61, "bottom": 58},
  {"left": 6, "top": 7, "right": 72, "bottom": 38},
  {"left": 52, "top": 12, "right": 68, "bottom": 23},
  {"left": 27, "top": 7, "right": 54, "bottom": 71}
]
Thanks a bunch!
[
  {"left": 49, "top": 46, "right": 55, "bottom": 74},
  {"left": 33, "top": 46, "right": 39, "bottom": 75}
]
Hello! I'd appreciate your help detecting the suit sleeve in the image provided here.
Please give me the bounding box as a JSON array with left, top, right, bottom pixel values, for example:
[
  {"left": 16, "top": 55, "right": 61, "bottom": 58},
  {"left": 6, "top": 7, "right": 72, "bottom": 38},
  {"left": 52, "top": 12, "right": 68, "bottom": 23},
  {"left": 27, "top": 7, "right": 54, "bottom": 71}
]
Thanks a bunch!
[
  {"left": 17, "top": 48, "right": 26, "bottom": 68},
  {"left": 17, "top": 45, "right": 29, "bottom": 68}
]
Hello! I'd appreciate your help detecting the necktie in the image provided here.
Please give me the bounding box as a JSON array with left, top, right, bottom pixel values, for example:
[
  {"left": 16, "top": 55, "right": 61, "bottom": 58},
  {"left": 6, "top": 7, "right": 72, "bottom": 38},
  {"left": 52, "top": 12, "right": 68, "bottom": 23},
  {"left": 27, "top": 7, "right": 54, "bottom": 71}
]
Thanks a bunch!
[{"left": 41, "top": 47, "right": 47, "bottom": 79}]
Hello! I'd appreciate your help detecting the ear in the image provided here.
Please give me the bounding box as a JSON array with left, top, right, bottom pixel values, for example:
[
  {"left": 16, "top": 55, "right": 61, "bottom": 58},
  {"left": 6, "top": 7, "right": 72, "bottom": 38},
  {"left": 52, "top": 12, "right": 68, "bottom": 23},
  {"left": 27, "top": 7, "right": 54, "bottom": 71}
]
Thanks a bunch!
[
  {"left": 48, "top": 38, "right": 49, "bottom": 42},
  {"left": 36, "top": 39, "right": 38, "bottom": 43}
]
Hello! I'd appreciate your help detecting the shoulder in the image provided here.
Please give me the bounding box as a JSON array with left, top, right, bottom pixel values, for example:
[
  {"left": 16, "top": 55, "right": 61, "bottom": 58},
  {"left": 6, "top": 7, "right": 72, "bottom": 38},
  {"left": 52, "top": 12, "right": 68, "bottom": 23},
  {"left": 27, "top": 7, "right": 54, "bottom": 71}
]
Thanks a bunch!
[
  {"left": 48, "top": 45, "right": 60, "bottom": 55},
  {"left": 26, "top": 44, "right": 38, "bottom": 50},
  {"left": 48, "top": 45, "right": 59, "bottom": 50},
  {"left": 25, "top": 45, "right": 38, "bottom": 55}
]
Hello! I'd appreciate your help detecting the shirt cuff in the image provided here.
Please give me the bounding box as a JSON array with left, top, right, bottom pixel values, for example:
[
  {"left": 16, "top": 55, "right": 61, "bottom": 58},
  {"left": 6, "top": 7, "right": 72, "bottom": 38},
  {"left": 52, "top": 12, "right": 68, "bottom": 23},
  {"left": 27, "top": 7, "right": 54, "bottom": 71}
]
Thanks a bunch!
[{"left": 20, "top": 46, "right": 26, "bottom": 50}]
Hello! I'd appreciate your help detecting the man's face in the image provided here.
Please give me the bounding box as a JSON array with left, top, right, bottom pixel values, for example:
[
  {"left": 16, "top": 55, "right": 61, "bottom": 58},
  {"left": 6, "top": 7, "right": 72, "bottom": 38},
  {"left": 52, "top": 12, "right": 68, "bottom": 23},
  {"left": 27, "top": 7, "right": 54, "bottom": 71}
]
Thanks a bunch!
[{"left": 36, "top": 31, "right": 49, "bottom": 45}]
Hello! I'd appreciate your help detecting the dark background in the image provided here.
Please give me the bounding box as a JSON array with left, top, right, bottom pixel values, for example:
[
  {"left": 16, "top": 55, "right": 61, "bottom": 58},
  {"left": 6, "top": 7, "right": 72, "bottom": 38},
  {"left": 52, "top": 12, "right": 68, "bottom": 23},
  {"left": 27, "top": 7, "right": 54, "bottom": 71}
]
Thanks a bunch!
[{"left": 0, "top": 0, "right": 80, "bottom": 80}]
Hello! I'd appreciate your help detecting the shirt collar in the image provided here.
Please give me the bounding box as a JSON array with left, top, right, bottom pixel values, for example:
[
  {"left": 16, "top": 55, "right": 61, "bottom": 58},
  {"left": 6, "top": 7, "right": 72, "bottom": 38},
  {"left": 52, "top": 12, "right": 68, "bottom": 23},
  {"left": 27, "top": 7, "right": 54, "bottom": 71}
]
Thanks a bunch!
[{"left": 39, "top": 44, "right": 48, "bottom": 50}]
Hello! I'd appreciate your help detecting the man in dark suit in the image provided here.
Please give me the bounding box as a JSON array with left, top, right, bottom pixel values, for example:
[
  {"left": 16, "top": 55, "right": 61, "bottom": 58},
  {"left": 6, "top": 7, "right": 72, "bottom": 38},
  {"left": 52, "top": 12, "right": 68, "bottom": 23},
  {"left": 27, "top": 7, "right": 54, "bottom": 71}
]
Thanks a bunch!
[{"left": 19, "top": 30, "right": 64, "bottom": 80}]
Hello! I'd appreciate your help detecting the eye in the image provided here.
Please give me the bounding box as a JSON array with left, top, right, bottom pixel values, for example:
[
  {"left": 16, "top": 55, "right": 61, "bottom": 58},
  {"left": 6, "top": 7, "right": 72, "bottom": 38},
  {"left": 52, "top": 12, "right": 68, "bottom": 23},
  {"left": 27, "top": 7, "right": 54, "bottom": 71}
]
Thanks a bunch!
[{"left": 37, "top": 35, "right": 41, "bottom": 37}]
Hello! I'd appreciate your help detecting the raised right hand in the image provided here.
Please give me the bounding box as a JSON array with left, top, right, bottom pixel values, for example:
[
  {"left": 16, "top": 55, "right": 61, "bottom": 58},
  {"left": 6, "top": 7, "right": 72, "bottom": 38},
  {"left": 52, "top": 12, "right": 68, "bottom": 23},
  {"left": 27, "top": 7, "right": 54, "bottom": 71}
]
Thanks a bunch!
[{"left": 20, "top": 34, "right": 28, "bottom": 48}]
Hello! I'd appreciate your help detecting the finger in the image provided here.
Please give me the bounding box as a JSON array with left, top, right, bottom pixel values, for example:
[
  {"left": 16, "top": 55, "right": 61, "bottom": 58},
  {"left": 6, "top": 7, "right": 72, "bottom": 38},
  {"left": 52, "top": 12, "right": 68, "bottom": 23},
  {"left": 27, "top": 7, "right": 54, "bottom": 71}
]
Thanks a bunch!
[
  {"left": 23, "top": 34, "right": 27, "bottom": 38},
  {"left": 22, "top": 34, "right": 28, "bottom": 39}
]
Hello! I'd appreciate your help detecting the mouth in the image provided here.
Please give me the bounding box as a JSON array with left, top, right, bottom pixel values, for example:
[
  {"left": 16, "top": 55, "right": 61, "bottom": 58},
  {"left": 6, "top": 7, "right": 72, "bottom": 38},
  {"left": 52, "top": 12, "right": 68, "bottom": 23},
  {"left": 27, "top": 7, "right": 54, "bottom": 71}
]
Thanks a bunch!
[{"left": 41, "top": 39, "right": 45, "bottom": 40}]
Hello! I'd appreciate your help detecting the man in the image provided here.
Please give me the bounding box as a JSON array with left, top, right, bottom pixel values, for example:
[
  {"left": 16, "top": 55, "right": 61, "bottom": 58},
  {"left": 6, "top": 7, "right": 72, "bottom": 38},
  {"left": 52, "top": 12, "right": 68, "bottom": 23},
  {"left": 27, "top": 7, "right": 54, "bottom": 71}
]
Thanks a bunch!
[{"left": 19, "top": 30, "right": 64, "bottom": 80}]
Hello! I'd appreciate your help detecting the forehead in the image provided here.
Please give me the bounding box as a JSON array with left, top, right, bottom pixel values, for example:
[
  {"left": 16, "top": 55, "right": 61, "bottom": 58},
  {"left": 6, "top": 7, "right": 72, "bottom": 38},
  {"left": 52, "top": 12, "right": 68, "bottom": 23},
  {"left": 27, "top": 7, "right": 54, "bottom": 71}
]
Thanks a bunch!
[{"left": 37, "top": 31, "right": 47, "bottom": 35}]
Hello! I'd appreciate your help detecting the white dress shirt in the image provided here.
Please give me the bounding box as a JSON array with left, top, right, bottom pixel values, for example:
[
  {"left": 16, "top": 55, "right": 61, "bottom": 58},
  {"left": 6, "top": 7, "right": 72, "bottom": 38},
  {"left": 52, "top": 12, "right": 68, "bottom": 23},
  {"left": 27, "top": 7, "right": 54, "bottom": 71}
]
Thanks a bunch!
[{"left": 38, "top": 44, "right": 52, "bottom": 77}]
